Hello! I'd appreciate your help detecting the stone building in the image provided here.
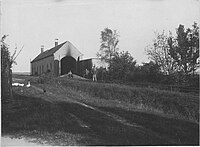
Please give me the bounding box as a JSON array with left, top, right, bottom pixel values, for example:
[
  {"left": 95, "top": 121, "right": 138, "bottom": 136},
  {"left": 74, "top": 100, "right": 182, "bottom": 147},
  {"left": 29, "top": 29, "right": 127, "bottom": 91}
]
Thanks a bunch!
[
  {"left": 31, "top": 39, "right": 107, "bottom": 77},
  {"left": 31, "top": 40, "right": 82, "bottom": 76}
]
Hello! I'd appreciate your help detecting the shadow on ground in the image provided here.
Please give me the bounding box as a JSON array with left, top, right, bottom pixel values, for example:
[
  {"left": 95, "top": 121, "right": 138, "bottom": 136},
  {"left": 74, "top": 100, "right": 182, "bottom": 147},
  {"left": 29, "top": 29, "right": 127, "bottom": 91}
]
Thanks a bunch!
[
  {"left": 2, "top": 93, "right": 199, "bottom": 146},
  {"left": 2, "top": 94, "right": 102, "bottom": 146},
  {"left": 98, "top": 106, "right": 199, "bottom": 145}
]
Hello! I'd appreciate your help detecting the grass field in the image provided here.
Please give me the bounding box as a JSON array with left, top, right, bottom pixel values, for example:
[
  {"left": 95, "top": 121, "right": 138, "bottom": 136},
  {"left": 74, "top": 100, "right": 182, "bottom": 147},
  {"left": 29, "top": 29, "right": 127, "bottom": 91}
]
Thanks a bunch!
[
  {"left": 2, "top": 74, "right": 199, "bottom": 145},
  {"left": 11, "top": 74, "right": 200, "bottom": 122},
  {"left": 46, "top": 77, "right": 199, "bottom": 122}
]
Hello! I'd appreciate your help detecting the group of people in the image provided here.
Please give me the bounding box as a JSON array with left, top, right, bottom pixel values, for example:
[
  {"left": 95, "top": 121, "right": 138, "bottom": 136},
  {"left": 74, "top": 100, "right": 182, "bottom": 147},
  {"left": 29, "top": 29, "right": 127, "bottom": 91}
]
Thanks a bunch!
[
  {"left": 84, "top": 65, "right": 97, "bottom": 82},
  {"left": 67, "top": 65, "right": 97, "bottom": 81}
]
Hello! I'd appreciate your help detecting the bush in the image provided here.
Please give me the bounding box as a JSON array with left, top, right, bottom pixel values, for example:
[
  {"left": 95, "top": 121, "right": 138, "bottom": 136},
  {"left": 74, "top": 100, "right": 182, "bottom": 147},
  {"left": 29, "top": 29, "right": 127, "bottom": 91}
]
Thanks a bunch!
[
  {"left": 127, "top": 61, "right": 163, "bottom": 83},
  {"left": 38, "top": 71, "right": 54, "bottom": 84},
  {"left": 96, "top": 67, "right": 107, "bottom": 81},
  {"left": 108, "top": 51, "right": 136, "bottom": 81}
]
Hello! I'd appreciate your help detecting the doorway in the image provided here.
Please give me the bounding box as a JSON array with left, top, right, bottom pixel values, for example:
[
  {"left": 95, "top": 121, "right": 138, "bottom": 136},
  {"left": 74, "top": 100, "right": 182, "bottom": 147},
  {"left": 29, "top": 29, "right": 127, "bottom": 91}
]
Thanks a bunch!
[{"left": 61, "top": 56, "right": 76, "bottom": 75}]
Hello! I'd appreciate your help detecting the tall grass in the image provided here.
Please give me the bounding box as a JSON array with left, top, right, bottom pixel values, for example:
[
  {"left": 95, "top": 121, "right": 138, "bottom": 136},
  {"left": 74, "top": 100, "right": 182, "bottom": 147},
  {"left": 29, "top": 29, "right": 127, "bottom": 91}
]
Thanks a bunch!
[
  {"left": 14, "top": 74, "right": 199, "bottom": 122},
  {"left": 54, "top": 77, "right": 199, "bottom": 122}
]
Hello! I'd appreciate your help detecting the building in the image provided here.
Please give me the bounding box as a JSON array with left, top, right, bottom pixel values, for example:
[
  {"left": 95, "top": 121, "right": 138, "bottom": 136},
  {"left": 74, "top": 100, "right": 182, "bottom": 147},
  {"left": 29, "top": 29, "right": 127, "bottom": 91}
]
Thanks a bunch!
[
  {"left": 78, "top": 57, "right": 108, "bottom": 76},
  {"left": 31, "top": 39, "right": 83, "bottom": 76},
  {"left": 31, "top": 39, "right": 107, "bottom": 77}
]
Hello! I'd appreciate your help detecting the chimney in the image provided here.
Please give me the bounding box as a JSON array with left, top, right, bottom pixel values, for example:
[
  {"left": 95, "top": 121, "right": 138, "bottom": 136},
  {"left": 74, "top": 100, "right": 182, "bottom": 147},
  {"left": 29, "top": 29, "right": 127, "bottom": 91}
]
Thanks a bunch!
[
  {"left": 55, "top": 38, "right": 58, "bottom": 46},
  {"left": 41, "top": 45, "right": 44, "bottom": 53}
]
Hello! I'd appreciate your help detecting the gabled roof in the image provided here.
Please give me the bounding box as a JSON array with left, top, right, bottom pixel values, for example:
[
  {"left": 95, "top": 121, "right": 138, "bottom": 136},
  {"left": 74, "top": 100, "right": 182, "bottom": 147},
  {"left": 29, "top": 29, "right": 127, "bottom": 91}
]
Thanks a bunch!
[
  {"left": 54, "top": 41, "right": 83, "bottom": 61},
  {"left": 31, "top": 41, "right": 67, "bottom": 63}
]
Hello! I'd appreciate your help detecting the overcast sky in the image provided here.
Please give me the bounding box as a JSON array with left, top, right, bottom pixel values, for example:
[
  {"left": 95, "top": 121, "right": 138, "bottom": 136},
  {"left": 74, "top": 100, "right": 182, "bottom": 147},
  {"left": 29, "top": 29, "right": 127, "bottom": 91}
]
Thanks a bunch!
[{"left": 1, "top": 0, "right": 199, "bottom": 72}]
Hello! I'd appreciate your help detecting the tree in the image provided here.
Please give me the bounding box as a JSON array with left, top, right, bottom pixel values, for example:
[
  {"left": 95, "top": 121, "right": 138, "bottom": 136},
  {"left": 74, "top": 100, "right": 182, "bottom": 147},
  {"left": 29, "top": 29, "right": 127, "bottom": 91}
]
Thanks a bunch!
[
  {"left": 141, "top": 61, "right": 161, "bottom": 76},
  {"left": 129, "top": 61, "right": 162, "bottom": 83},
  {"left": 97, "top": 28, "right": 119, "bottom": 66},
  {"left": 1, "top": 35, "right": 13, "bottom": 101},
  {"left": 1, "top": 35, "right": 23, "bottom": 102},
  {"left": 109, "top": 51, "right": 136, "bottom": 81},
  {"left": 146, "top": 31, "right": 177, "bottom": 75},
  {"left": 168, "top": 22, "right": 199, "bottom": 75}
]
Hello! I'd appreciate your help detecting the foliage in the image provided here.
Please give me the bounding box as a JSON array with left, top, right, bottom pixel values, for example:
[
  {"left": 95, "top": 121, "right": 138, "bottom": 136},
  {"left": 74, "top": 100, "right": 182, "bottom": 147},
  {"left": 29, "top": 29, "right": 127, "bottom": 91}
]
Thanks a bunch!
[
  {"left": 141, "top": 61, "right": 161, "bottom": 76},
  {"left": 1, "top": 35, "right": 13, "bottom": 100},
  {"left": 96, "top": 67, "right": 107, "bottom": 81},
  {"left": 1, "top": 35, "right": 12, "bottom": 71},
  {"left": 1, "top": 35, "right": 24, "bottom": 100},
  {"left": 146, "top": 31, "right": 177, "bottom": 75},
  {"left": 128, "top": 61, "right": 162, "bottom": 83},
  {"left": 97, "top": 28, "right": 119, "bottom": 65},
  {"left": 109, "top": 51, "right": 136, "bottom": 81},
  {"left": 168, "top": 22, "right": 199, "bottom": 74},
  {"left": 145, "top": 23, "right": 199, "bottom": 86},
  {"left": 1, "top": 35, "right": 23, "bottom": 69},
  {"left": 36, "top": 70, "right": 55, "bottom": 84}
]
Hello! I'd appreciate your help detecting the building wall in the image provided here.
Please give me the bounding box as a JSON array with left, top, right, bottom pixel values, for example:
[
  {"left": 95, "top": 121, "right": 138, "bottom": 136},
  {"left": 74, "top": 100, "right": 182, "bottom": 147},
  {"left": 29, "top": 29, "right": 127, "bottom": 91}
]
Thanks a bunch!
[
  {"left": 31, "top": 55, "right": 54, "bottom": 76},
  {"left": 78, "top": 58, "right": 108, "bottom": 77},
  {"left": 54, "top": 42, "right": 82, "bottom": 61},
  {"left": 54, "top": 60, "right": 59, "bottom": 76},
  {"left": 78, "top": 59, "right": 93, "bottom": 76},
  {"left": 53, "top": 42, "right": 82, "bottom": 76},
  {"left": 31, "top": 56, "right": 108, "bottom": 77}
]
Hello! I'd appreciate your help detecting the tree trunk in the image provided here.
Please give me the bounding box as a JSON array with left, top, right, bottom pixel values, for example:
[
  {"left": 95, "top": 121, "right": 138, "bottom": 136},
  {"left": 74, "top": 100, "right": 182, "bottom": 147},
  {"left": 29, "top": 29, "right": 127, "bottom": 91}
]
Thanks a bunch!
[{"left": 1, "top": 65, "right": 13, "bottom": 104}]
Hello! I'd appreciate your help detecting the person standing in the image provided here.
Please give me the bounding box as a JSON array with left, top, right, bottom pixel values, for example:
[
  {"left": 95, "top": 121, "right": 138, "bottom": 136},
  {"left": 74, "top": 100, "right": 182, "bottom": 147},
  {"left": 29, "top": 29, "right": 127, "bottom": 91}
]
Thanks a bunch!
[
  {"left": 92, "top": 65, "right": 97, "bottom": 82},
  {"left": 85, "top": 68, "right": 89, "bottom": 78}
]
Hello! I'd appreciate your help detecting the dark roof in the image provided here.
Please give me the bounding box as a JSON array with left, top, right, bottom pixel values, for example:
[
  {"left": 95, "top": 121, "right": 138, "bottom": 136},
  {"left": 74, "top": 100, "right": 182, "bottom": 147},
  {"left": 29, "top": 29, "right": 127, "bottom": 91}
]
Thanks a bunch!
[{"left": 31, "top": 41, "right": 67, "bottom": 63}]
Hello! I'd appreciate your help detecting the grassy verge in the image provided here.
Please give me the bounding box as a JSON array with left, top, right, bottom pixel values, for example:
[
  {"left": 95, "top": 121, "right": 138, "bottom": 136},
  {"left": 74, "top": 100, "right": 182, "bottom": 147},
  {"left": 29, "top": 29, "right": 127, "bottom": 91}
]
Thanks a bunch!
[{"left": 52, "top": 77, "right": 199, "bottom": 122}]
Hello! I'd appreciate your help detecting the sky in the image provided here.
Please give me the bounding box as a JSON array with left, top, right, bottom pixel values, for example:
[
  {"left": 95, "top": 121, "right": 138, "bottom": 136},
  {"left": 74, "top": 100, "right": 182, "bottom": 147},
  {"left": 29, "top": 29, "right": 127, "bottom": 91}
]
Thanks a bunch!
[{"left": 1, "top": 0, "right": 199, "bottom": 72}]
